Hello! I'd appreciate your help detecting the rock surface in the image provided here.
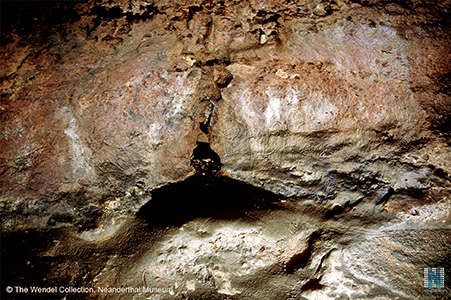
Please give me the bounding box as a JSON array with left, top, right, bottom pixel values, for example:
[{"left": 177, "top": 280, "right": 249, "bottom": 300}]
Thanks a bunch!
[{"left": 0, "top": 0, "right": 450, "bottom": 299}]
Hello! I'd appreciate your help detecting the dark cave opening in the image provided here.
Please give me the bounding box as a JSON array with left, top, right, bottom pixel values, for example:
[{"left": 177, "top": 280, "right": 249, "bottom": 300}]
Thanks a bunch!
[
  {"left": 136, "top": 175, "right": 285, "bottom": 228},
  {"left": 190, "top": 142, "right": 222, "bottom": 176}
]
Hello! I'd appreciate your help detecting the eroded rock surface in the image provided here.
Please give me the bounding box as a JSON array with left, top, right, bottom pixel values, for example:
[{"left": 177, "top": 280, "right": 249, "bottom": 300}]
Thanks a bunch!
[{"left": 0, "top": 0, "right": 450, "bottom": 299}]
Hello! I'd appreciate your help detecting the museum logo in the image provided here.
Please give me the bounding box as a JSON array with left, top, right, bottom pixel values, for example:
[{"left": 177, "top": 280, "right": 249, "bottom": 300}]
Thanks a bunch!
[{"left": 424, "top": 267, "right": 445, "bottom": 292}]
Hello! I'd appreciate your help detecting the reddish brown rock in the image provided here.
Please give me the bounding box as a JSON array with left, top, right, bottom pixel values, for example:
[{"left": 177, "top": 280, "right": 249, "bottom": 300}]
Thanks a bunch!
[{"left": 0, "top": 1, "right": 449, "bottom": 299}]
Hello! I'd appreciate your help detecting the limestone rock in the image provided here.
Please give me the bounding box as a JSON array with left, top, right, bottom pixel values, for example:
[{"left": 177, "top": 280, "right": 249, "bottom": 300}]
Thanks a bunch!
[{"left": 0, "top": 1, "right": 449, "bottom": 299}]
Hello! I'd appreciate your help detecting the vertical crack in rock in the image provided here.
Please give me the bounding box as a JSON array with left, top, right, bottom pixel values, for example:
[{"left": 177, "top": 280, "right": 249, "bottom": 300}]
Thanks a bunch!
[
  {"left": 199, "top": 100, "right": 215, "bottom": 134},
  {"left": 192, "top": 63, "right": 232, "bottom": 176}
]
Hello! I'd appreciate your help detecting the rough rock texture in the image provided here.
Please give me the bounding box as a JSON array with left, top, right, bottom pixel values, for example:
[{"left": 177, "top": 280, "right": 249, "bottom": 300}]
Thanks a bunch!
[{"left": 0, "top": 0, "right": 450, "bottom": 299}]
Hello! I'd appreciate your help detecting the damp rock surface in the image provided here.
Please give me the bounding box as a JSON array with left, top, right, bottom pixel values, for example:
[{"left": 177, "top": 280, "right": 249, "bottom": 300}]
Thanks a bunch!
[{"left": 0, "top": 1, "right": 450, "bottom": 299}]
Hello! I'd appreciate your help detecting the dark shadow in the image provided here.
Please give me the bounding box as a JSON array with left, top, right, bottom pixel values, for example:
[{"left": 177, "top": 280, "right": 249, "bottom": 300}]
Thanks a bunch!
[
  {"left": 285, "top": 230, "right": 321, "bottom": 273},
  {"left": 0, "top": 0, "right": 80, "bottom": 44},
  {"left": 136, "top": 175, "right": 285, "bottom": 227},
  {"left": 190, "top": 142, "right": 222, "bottom": 176},
  {"left": 300, "top": 277, "right": 324, "bottom": 292},
  {"left": 1, "top": 230, "right": 70, "bottom": 299}
]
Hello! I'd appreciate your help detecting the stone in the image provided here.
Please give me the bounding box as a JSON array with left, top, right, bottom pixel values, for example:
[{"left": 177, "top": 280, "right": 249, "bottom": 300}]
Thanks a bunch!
[
  {"left": 0, "top": 1, "right": 449, "bottom": 299},
  {"left": 375, "top": 187, "right": 394, "bottom": 205}
]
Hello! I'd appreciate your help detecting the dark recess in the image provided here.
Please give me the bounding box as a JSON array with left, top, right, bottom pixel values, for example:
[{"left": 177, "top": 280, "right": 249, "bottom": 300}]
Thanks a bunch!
[
  {"left": 200, "top": 121, "right": 210, "bottom": 134},
  {"left": 1, "top": 229, "right": 107, "bottom": 300},
  {"left": 285, "top": 230, "right": 321, "bottom": 273},
  {"left": 300, "top": 277, "right": 324, "bottom": 292},
  {"left": 137, "top": 175, "right": 284, "bottom": 228},
  {"left": 1, "top": 230, "right": 76, "bottom": 299},
  {"left": 0, "top": 0, "right": 81, "bottom": 44},
  {"left": 190, "top": 142, "right": 222, "bottom": 176}
]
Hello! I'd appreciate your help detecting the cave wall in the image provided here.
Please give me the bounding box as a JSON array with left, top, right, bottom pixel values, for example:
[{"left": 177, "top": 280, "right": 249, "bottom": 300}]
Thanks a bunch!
[{"left": 0, "top": 1, "right": 449, "bottom": 299}]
